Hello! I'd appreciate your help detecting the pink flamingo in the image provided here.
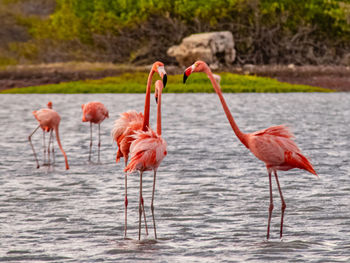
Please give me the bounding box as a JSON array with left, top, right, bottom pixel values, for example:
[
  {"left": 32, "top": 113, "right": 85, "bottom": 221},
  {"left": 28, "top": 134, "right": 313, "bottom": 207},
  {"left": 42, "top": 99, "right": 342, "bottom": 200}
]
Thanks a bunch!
[
  {"left": 183, "top": 61, "right": 317, "bottom": 239},
  {"left": 111, "top": 61, "right": 167, "bottom": 238},
  {"left": 81, "top": 102, "right": 109, "bottom": 163},
  {"left": 125, "top": 80, "right": 167, "bottom": 240},
  {"left": 29, "top": 101, "right": 69, "bottom": 170}
]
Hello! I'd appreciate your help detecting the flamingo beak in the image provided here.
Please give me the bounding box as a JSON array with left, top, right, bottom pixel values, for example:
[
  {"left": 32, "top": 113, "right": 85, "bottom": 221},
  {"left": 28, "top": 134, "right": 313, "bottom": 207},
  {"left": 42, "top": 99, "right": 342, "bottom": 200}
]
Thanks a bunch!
[
  {"left": 183, "top": 65, "right": 194, "bottom": 83},
  {"left": 162, "top": 74, "right": 167, "bottom": 88},
  {"left": 157, "top": 66, "right": 167, "bottom": 88}
]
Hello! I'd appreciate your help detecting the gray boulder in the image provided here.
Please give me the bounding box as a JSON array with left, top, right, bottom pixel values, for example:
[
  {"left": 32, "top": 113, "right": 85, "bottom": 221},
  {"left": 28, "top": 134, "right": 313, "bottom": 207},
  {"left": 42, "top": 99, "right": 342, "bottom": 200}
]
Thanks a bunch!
[{"left": 167, "top": 31, "right": 236, "bottom": 68}]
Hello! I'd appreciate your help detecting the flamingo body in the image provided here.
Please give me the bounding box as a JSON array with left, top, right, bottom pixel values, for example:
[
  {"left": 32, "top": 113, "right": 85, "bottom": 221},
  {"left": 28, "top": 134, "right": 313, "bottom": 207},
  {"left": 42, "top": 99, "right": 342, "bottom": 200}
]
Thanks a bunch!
[
  {"left": 125, "top": 129, "right": 167, "bottom": 173},
  {"left": 246, "top": 125, "right": 316, "bottom": 174},
  {"left": 82, "top": 102, "right": 109, "bottom": 124},
  {"left": 33, "top": 109, "right": 60, "bottom": 132}
]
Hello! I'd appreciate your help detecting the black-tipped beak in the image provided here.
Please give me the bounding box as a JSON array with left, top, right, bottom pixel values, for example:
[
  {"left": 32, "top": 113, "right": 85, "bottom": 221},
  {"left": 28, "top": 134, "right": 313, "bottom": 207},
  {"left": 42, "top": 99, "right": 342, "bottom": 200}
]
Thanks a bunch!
[
  {"left": 162, "top": 74, "right": 167, "bottom": 88},
  {"left": 155, "top": 96, "right": 158, "bottom": 104},
  {"left": 183, "top": 72, "right": 188, "bottom": 84}
]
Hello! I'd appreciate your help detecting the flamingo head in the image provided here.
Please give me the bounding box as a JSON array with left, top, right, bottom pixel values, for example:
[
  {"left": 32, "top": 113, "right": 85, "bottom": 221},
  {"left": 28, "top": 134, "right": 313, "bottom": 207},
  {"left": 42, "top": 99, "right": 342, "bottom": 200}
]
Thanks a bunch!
[
  {"left": 183, "top": 60, "right": 208, "bottom": 83},
  {"left": 47, "top": 101, "right": 53, "bottom": 109},
  {"left": 154, "top": 80, "right": 164, "bottom": 104},
  {"left": 152, "top": 61, "right": 167, "bottom": 88}
]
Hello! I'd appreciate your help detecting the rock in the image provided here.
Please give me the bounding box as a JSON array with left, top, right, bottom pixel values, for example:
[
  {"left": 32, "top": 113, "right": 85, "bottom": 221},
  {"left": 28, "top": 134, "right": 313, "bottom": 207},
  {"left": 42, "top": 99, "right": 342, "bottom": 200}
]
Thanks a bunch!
[{"left": 167, "top": 31, "right": 236, "bottom": 67}]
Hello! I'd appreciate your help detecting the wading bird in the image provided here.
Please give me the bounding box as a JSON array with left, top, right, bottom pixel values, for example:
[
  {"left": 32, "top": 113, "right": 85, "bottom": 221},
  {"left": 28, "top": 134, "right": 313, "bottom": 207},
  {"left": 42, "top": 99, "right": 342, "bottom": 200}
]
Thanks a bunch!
[
  {"left": 125, "top": 80, "right": 167, "bottom": 240},
  {"left": 81, "top": 102, "right": 109, "bottom": 163},
  {"left": 111, "top": 61, "right": 167, "bottom": 238},
  {"left": 29, "top": 102, "right": 69, "bottom": 170},
  {"left": 183, "top": 61, "right": 317, "bottom": 239}
]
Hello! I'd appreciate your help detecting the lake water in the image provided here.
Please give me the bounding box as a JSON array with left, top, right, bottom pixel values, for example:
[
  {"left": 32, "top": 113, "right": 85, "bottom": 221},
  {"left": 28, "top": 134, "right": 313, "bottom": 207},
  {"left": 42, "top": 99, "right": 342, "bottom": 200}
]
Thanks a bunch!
[{"left": 0, "top": 93, "right": 349, "bottom": 262}]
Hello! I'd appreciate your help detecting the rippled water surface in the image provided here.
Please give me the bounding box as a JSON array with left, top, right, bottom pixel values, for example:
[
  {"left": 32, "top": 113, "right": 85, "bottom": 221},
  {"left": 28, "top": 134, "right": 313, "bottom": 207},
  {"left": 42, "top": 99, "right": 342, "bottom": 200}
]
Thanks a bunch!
[{"left": 0, "top": 93, "right": 349, "bottom": 262}]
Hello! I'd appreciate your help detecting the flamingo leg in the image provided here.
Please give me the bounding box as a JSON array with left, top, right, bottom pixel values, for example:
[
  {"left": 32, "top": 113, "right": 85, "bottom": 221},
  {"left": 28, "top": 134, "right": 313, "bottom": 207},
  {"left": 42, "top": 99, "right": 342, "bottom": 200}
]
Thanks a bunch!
[
  {"left": 274, "top": 171, "right": 286, "bottom": 239},
  {"left": 138, "top": 171, "right": 143, "bottom": 240},
  {"left": 51, "top": 131, "right": 55, "bottom": 164},
  {"left": 124, "top": 158, "right": 128, "bottom": 238},
  {"left": 47, "top": 130, "right": 53, "bottom": 166},
  {"left": 28, "top": 125, "right": 40, "bottom": 169},
  {"left": 89, "top": 122, "right": 92, "bottom": 162},
  {"left": 151, "top": 169, "right": 157, "bottom": 239},
  {"left": 43, "top": 131, "right": 47, "bottom": 164},
  {"left": 98, "top": 123, "right": 101, "bottom": 163},
  {"left": 267, "top": 170, "right": 274, "bottom": 240}
]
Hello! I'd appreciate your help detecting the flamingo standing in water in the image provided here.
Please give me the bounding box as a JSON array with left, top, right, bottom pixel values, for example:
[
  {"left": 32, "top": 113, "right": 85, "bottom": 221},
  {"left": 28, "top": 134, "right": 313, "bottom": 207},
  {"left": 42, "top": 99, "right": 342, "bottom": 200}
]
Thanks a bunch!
[
  {"left": 111, "top": 61, "right": 167, "bottom": 238},
  {"left": 81, "top": 102, "right": 109, "bottom": 163},
  {"left": 183, "top": 61, "right": 317, "bottom": 239},
  {"left": 125, "top": 80, "right": 167, "bottom": 240},
  {"left": 29, "top": 102, "right": 69, "bottom": 170}
]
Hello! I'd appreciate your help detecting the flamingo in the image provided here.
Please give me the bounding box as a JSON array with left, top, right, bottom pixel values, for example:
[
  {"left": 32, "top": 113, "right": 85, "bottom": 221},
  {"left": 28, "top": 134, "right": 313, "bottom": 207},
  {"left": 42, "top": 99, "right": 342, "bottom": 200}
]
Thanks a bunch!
[
  {"left": 183, "top": 61, "right": 317, "bottom": 239},
  {"left": 81, "top": 102, "right": 109, "bottom": 163},
  {"left": 125, "top": 80, "right": 167, "bottom": 240},
  {"left": 111, "top": 61, "right": 167, "bottom": 238},
  {"left": 29, "top": 101, "right": 69, "bottom": 170}
]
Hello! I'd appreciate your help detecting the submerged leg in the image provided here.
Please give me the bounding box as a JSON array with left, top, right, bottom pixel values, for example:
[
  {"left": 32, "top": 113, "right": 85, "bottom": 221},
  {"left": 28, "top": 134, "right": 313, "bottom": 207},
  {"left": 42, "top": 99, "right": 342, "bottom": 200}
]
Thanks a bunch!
[
  {"left": 98, "top": 123, "right": 101, "bottom": 163},
  {"left": 89, "top": 122, "right": 92, "bottom": 162},
  {"left": 267, "top": 170, "right": 274, "bottom": 240},
  {"left": 274, "top": 171, "right": 286, "bottom": 239},
  {"left": 28, "top": 125, "right": 40, "bottom": 169},
  {"left": 124, "top": 158, "right": 128, "bottom": 238},
  {"left": 151, "top": 169, "right": 157, "bottom": 239}
]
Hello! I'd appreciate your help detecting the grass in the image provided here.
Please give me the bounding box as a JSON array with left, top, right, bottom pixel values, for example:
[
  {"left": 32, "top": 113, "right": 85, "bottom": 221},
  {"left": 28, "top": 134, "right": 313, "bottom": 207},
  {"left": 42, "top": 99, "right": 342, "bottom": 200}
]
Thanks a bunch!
[{"left": 0, "top": 72, "right": 333, "bottom": 93}]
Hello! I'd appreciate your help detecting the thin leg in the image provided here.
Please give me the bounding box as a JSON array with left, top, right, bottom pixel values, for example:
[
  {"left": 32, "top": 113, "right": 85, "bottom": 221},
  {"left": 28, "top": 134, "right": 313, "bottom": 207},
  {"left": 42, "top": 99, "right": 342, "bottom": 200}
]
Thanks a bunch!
[
  {"left": 51, "top": 131, "right": 55, "bottom": 164},
  {"left": 138, "top": 171, "right": 143, "bottom": 240},
  {"left": 124, "top": 158, "right": 128, "bottom": 239},
  {"left": 48, "top": 130, "right": 53, "bottom": 165},
  {"left": 142, "top": 195, "right": 149, "bottom": 237},
  {"left": 28, "top": 125, "right": 40, "bottom": 169},
  {"left": 274, "top": 171, "right": 286, "bottom": 239},
  {"left": 151, "top": 169, "right": 157, "bottom": 239},
  {"left": 267, "top": 170, "right": 274, "bottom": 240},
  {"left": 98, "top": 123, "right": 101, "bottom": 163},
  {"left": 89, "top": 122, "right": 92, "bottom": 162},
  {"left": 43, "top": 131, "right": 47, "bottom": 164}
]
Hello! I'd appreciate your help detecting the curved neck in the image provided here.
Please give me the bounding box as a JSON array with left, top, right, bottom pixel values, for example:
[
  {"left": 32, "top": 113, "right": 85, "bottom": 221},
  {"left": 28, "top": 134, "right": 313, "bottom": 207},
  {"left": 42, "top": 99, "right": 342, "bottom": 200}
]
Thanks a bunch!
[
  {"left": 142, "top": 70, "right": 155, "bottom": 131},
  {"left": 204, "top": 68, "right": 248, "bottom": 148},
  {"left": 157, "top": 89, "right": 162, "bottom": 136}
]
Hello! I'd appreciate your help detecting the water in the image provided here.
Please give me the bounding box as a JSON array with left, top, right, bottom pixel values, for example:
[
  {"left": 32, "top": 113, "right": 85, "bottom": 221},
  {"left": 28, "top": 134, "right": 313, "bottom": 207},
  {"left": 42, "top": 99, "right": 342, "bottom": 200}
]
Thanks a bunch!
[{"left": 0, "top": 93, "right": 349, "bottom": 262}]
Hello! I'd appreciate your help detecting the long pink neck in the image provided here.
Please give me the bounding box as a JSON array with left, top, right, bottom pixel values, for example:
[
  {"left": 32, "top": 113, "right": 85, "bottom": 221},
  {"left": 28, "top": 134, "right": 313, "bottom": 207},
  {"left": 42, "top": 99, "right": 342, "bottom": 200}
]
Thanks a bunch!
[
  {"left": 54, "top": 126, "right": 69, "bottom": 170},
  {"left": 142, "top": 70, "right": 155, "bottom": 131},
  {"left": 157, "top": 89, "right": 162, "bottom": 136},
  {"left": 204, "top": 68, "right": 248, "bottom": 148}
]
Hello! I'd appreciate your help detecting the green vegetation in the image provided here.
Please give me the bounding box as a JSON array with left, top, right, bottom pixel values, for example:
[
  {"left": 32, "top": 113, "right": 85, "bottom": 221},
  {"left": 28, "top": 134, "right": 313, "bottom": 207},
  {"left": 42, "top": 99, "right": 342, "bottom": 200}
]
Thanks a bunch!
[
  {"left": 0, "top": 0, "right": 349, "bottom": 66},
  {"left": 1, "top": 72, "right": 333, "bottom": 93}
]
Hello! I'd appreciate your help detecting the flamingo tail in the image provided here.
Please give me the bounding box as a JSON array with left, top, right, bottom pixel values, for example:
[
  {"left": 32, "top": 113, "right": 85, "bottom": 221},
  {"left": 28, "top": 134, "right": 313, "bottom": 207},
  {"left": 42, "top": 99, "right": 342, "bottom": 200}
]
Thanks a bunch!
[{"left": 285, "top": 151, "right": 317, "bottom": 176}]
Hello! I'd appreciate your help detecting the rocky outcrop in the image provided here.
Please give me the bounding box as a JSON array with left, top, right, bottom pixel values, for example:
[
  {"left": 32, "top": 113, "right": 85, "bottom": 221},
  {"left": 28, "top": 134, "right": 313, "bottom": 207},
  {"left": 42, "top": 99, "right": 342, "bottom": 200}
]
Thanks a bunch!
[{"left": 167, "top": 31, "right": 236, "bottom": 68}]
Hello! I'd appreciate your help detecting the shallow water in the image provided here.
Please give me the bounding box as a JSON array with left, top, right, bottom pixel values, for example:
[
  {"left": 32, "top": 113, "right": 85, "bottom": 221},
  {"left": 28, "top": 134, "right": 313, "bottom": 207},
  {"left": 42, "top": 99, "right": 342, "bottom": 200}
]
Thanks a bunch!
[{"left": 0, "top": 93, "right": 349, "bottom": 262}]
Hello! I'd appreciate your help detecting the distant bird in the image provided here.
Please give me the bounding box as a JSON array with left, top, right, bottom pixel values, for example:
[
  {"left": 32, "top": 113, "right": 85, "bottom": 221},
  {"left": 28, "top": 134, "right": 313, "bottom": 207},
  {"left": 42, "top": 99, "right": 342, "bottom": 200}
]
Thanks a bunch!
[
  {"left": 81, "top": 102, "right": 109, "bottom": 163},
  {"left": 111, "top": 61, "right": 167, "bottom": 238},
  {"left": 183, "top": 61, "right": 317, "bottom": 239},
  {"left": 125, "top": 80, "right": 167, "bottom": 240},
  {"left": 29, "top": 101, "right": 69, "bottom": 170}
]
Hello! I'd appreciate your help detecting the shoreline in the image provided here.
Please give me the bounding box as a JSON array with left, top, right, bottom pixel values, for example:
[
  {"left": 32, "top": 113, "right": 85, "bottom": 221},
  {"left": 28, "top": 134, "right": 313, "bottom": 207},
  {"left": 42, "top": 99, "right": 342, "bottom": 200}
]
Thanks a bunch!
[{"left": 1, "top": 63, "right": 349, "bottom": 92}]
